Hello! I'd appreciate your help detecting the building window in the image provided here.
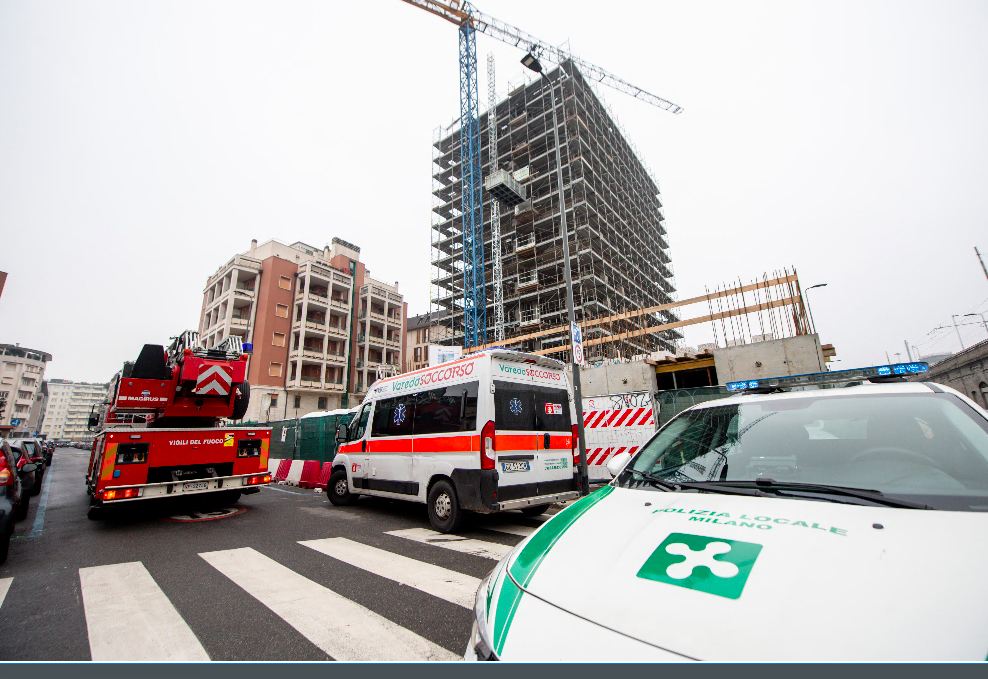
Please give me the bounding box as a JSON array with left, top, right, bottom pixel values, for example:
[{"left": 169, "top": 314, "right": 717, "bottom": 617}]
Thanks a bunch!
[
  {"left": 275, "top": 304, "right": 289, "bottom": 318},
  {"left": 273, "top": 332, "right": 286, "bottom": 347},
  {"left": 318, "top": 397, "right": 327, "bottom": 410},
  {"left": 294, "top": 395, "right": 301, "bottom": 409},
  {"left": 269, "top": 362, "right": 283, "bottom": 377},
  {"left": 980, "top": 382, "right": 988, "bottom": 408},
  {"left": 279, "top": 276, "right": 292, "bottom": 290},
  {"left": 269, "top": 395, "right": 278, "bottom": 408}
]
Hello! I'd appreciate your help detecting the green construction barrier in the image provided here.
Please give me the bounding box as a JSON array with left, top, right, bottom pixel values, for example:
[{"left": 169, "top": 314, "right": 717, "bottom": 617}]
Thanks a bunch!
[{"left": 264, "top": 412, "right": 356, "bottom": 462}]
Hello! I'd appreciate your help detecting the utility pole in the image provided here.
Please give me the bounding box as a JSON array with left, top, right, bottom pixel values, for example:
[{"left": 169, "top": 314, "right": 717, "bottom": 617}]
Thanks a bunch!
[
  {"left": 977, "top": 247, "right": 988, "bottom": 284},
  {"left": 952, "top": 315, "right": 966, "bottom": 351},
  {"left": 903, "top": 340, "right": 913, "bottom": 362}
]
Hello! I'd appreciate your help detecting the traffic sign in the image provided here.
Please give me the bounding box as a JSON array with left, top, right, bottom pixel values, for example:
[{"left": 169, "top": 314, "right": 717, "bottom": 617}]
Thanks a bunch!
[
  {"left": 10, "top": 418, "right": 21, "bottom": 426},
  {"left": 571, "top": 322, "right": 585, "bottom": 366}
]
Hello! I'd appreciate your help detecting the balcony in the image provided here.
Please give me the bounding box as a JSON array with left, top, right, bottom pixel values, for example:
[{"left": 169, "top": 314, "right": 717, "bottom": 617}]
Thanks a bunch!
[
  {"left": 325, "top": 352, "right": 347, "bottom": 364},
  {"left": 517, "top": 271, "right": 539, "bottom": 291},
  {"left": 327, "top": 325, "right": 348, "bottom": 339},
  {"left": 386, "top": 338, "right": 400, "bottom": 349},
  {"left": 516, "top": 233, "right": 536, "bottom": 254},
  {"left": 386, "top": 315, "right": 402, "bottom": 327},
  {"left": 330, "top": 297, "right": 349, "bottom": 311},
  {"left": 302, "top": 319, "right": 327, "bottom": 332},
  {"left": 519, "top": 309, "right": 541, "bottom": 327},
  {"left": 358, "top": 333, "right": 385, "bottom": 346}
]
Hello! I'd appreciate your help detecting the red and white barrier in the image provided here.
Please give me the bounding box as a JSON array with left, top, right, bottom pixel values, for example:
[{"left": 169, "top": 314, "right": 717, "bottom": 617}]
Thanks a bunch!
[
  {"left": 273, "top": 459, "right": 292, "bottom": 482},
  {"left": 582, "top": 392, "right": 657, "bottom": 481},
  {"left": 298, "top": 460, "right": 322, "bottom": 489},
  {"left": 285, "top": 460, "right": 304, "bottom": 486},
  {"left": 315, "top": 462, "right": 333, "bottom": 490}
]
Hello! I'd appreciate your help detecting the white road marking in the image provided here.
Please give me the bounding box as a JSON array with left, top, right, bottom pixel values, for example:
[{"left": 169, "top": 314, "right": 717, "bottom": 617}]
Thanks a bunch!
[
  {"left": 79, "top": 562, "right": 209, "bottom": 661},
  {"left": 0, "top": 577, "right": 12, "bottom": 609},
  {"left": 385, "top": 528, "right": 514, "bottom": 560},
  {"left": 480, "top": 524, "right": 537, "bottom": 537},
  {"left": 200, "top": 547, "right": 457, "bottom": 661},
  {"left": 300, "top": 537, "right": 480, "bottom": 609}
]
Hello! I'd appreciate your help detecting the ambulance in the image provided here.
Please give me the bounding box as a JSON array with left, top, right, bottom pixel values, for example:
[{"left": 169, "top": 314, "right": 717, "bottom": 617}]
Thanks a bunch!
[{"left": 328, "top": 349, "right": 582, "bottom": 532}]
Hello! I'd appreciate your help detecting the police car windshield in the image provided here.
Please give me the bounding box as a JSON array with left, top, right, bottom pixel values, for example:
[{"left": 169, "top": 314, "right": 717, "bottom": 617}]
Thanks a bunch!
[{"left": 620, "top": 393, "right": 988, "bottom": 511}]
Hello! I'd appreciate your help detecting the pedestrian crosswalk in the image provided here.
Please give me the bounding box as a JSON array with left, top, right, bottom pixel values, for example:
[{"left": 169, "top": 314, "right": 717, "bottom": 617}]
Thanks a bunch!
[{"left": 0, "top": 519, "right": 545, "bottom": 661}]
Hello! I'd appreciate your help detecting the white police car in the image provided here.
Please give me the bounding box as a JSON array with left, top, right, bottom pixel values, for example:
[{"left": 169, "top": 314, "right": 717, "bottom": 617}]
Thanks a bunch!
[{"left": 466, "top": 364, "right": 988, "bottom": 661}]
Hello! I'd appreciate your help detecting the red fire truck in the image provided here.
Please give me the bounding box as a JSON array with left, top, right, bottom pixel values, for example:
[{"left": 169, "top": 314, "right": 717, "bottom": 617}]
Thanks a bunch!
[{"left": 85, "top": 331, "right": 271, "bottom": 519}]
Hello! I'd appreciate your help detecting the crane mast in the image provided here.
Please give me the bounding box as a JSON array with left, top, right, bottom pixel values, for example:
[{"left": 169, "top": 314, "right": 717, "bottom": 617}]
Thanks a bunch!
[{"left": 487, "top": 52, "right": 504, "bottom": 342}]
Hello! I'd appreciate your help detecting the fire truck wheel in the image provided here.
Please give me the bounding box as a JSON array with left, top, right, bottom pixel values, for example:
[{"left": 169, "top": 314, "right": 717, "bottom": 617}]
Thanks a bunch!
[
  {"left": 520, "top": 504, "right": 550, "bottom": 517},
  {"left": 327, "top": 470, "right": 356, "bottom": 506},
  {"left": 87, "top": 500, "right": 103, "bottom": 521},
  {"left": 231, "top": 380, "right": 251, "bottom": 420},
  {"left": 216, "top": 490, "right": 242, "bottom": 505},
  {"left": 427, "top": 479, "right": 464, "bottom": 534}
]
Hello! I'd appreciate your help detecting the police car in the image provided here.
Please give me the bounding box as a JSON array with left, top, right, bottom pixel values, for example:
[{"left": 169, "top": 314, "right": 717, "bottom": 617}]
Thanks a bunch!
[{"left": 467, "top": 363, "right": 988, "bottom": 661}]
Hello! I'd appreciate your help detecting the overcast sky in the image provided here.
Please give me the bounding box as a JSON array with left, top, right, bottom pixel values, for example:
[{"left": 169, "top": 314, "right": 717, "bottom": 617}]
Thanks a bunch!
[{"left": 2, "top": 0, "right": 987, "bottom": 382}]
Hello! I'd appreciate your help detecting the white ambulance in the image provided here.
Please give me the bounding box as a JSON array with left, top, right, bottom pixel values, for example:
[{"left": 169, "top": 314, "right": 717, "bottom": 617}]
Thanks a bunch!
[{"left": 328, "top": 349, "right": 582, "bottom": 532}]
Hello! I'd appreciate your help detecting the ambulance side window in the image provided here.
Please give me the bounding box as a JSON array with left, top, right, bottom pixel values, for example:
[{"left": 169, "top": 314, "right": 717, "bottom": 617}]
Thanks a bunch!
[
  {"left": 413, "top": 382, "right": 479, "bottom": 435},
  {"left": 371, "top": 395, "right": 416, "bottom": 438}
]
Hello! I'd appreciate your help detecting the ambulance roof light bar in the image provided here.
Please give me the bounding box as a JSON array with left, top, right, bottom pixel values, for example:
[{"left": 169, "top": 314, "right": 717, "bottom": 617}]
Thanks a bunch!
[{"left": 726, "top": 362, "right": 930, "bottom": 393}]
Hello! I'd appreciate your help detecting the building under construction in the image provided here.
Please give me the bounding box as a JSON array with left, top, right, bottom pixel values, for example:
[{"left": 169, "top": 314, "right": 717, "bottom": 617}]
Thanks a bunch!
[{"left": 430, "top": 60, "right": 680, "bottom": 362}]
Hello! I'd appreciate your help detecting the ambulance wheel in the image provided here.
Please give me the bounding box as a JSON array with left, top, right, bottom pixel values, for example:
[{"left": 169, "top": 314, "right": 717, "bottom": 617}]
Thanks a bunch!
[
  {"left": 520, "top": 504, "right": 550, "bottom": 517},
  {"left": 427, "top": 480, "right": 464, "bottom": 533},
  {"left": 327, "top": 470, "right": 356, "bottom": 506}
]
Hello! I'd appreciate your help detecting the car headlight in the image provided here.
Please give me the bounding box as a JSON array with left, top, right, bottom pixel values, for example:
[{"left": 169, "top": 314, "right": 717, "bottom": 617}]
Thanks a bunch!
[{"left": 466, "top": 568, "right": 499, "bottom": 661}]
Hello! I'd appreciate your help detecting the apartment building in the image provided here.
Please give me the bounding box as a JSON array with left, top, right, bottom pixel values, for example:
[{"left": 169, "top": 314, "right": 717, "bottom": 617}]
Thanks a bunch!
[
  {"left": 0, "top": 344, "right": 51, "bottom": 437},
  {"left": 41, "top": 380, "right": 108, "bottom": 442},
  {"left": 403, "top": 311, "right": 454, "bottom": 373},
  {"left": 199, "top": 238, "right": 407, "bottom": 422}
]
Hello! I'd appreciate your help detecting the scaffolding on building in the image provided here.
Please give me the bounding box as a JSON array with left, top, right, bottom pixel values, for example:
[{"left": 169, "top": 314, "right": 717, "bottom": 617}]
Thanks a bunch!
[{"left": 430, "top": 61, "right": 681, "bottom": 363}]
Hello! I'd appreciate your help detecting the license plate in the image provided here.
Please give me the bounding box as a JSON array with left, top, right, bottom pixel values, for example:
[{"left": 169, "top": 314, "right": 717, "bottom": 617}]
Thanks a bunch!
[
  {"left": 183, "top": 481, "right": 209, "bottom": 492},
  {"left": 501, "top": 461, "right": 530, "bottom": 473}
]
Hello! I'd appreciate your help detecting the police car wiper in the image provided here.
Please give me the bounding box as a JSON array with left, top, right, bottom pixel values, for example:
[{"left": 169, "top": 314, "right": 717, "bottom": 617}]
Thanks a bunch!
[
  {"left": 630, "top": 471, "right": 767, "bottom": 498},
  {"left": 697, "top": 479, "right": 933, "bottom": 509}
]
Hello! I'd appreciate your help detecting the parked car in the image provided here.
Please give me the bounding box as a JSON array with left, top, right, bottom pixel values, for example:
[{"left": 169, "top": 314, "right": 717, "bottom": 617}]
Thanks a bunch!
[
  {"left": 0, "top": 439, "right": 34, "bottom": 563},
  {"left": 9, "top": 440, "right": 43, "bottom": 496},
  {"left": 36, "top": 439, "right": 53, "bottom": 466}
]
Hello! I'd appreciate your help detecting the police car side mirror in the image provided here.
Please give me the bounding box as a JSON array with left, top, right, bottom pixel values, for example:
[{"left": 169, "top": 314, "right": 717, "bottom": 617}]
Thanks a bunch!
[
  {"left": 606, "top": 451, "right": 632, "bottom": 478},
  {"left": 335, "top": 423, "right": 348, "bottom": 444}
]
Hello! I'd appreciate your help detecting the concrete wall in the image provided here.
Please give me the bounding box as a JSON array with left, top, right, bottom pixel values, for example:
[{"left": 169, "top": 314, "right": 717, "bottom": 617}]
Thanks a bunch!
[
  {"left": 572, "top": 360, "right": 658, "bottom": 397},
  {"left": 712, "top": 334, "right": 826, "bottom": 384}
]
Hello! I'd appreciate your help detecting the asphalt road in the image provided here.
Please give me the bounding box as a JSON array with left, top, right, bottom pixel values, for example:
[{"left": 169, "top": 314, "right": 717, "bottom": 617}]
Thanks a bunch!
[{"left": 0, "top": 447, "right": 551, "bottom": 661}]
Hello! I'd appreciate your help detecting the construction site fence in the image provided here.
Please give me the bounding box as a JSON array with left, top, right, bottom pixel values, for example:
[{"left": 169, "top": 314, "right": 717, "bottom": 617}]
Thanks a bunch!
[
  {"left": 263, "top": 413, "right": 356, "bottom": 462},
  {"left": 654, "top": 386, "right": 733, "bottom": 427}
]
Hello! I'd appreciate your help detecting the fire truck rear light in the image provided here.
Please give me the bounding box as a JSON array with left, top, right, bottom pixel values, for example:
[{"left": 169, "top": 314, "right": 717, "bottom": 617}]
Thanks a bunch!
[
  {"left": 104, "top": 490, "right": 117, "bottom": 500},
  {"left": 245, "top": 474, "right": 271, "bottom": 486}
]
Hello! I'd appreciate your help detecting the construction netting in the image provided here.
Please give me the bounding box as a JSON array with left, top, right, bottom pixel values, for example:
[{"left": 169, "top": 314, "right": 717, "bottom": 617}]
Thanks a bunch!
[{"left": 264, "top": 412, "right": 356, "bottom": 462}]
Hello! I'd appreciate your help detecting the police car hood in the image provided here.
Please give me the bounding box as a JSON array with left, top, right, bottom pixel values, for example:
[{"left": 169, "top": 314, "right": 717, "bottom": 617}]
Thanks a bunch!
[{"left": 504, "top": 485, "right": 988, "bottom": 661}]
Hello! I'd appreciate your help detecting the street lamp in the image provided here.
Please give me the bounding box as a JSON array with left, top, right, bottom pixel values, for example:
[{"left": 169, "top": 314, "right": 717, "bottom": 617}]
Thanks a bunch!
[
  {"left": 964, "top": 313, "right": 988, "bottom": 339},
  {"left": 803, "top": 283, "right": 827, "bottom": 335},
  {"left": 522, "top": 52, "right": 589, "bottom": 495},
  {"left": 951, "top": 315, "right": 966, "bottom": 350}
]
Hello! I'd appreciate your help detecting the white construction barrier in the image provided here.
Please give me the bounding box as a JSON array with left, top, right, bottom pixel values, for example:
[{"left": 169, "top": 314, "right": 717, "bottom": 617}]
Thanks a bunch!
[
  {"left": 285, "top": 459, "right": 305, "bottom": 486},
  {"left": 581, "top": 391, "right": 657, "bottom": 482}
]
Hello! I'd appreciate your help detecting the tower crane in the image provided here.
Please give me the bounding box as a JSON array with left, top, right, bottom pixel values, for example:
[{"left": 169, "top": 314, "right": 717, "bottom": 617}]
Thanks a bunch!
[{"left": 402, "top": 0, "right": 683, "bottom": 349}]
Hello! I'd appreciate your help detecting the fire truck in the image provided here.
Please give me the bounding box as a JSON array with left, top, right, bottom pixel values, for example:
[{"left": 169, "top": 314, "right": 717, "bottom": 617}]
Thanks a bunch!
[{"left": 85, "top": 331, "right": 271, "bottom": 519}]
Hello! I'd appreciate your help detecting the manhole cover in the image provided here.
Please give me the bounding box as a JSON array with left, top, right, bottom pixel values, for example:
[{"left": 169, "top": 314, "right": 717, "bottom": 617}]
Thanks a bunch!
[{"left": 163, "top": 507, "right": 246, "bottom": 522}]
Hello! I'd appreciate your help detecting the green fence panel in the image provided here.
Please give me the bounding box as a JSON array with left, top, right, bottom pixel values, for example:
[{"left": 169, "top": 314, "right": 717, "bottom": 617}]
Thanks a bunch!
[
  {"left": 265, "top": 413, "right": 357, "bottom": 462},
  {"left": 267, "top": 419, "right": 297, "bottom": 459}
]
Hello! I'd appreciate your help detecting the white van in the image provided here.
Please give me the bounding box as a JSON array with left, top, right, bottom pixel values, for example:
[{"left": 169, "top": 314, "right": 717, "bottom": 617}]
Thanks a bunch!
[{"left": 328, "top": 349, "right": 582, "bottom": 532}]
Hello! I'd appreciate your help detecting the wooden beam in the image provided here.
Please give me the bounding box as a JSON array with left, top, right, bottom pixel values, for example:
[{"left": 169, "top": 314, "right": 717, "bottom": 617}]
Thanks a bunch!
[
  {"left": 654, "top": 357, "right": 716, "bottom": 373},
  {"left": 533, "top": 296, "right": 799, "bottom": 356},
  {"left": 466, "top": 273, "right": 799, "bottom": 353}
]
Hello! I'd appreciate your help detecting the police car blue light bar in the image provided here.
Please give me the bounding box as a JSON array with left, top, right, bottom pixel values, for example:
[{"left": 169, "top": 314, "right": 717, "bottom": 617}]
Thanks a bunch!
[{"left": 726, "top": 362, "right": 929, "bottom": 392}]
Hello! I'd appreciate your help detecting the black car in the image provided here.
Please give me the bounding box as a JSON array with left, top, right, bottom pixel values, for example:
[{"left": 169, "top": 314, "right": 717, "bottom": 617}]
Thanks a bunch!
[
  {"left": 1, "top": 439, "right": 35, "bottom": 564},
  {"left": 39, "top": 440, "right": 53, "bottom": 466},
  {"left": 9, "top": 441, "right": 42, "bottom": 497}
]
